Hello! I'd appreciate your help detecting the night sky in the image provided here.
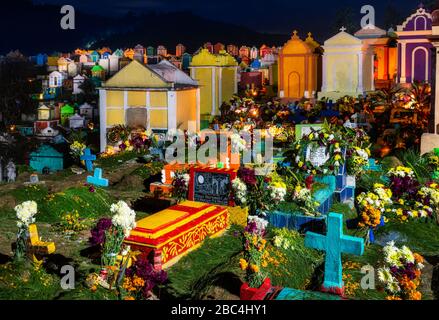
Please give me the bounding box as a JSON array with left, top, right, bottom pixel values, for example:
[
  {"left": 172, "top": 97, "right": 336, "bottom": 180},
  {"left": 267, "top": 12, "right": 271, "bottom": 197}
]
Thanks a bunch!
[
  {"left": 0, "top": 0, "right": 434, "bottom": 54},
  {"left": 33, "top": 0, "right": 424, "bottom": 34}
]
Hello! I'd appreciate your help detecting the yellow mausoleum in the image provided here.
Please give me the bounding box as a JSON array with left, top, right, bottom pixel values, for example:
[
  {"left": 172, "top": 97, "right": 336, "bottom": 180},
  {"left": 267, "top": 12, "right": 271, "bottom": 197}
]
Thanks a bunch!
[
  {"left": 278, "top": 31, "right": 320, "bottom": 100},
  {"left": 99, "top": 60, "right": 200, "bottom": 152},
  {"left": 189, "top": 49, "right": 238, "bottom": 128}
]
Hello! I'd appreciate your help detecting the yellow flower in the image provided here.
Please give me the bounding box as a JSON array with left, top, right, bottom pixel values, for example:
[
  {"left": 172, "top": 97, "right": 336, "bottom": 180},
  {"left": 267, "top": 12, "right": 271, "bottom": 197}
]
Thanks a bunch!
[
  {"left": 250, "top": 264, "right": 260, "bottom": 273},
  {"left": 239, "top": 259, "right": 248, "bottom": 271}
]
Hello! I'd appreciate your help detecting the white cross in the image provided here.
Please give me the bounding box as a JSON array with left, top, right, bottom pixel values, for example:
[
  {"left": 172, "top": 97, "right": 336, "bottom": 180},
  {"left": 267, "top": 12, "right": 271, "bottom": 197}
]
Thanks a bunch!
[{"left": 340, "top": 26, "right": 347, "bottom": 32}]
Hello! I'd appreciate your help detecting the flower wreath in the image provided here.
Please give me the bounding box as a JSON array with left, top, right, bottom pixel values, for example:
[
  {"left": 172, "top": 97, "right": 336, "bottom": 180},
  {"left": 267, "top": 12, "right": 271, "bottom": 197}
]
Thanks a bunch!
[{"left": 288, "top": 126, "right": 345, "bottom": 175}]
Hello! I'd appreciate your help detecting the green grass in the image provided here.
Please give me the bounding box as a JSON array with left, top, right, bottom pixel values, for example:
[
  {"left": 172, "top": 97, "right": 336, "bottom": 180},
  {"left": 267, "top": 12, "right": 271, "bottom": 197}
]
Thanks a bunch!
[
  {"left": 132, "top": 161, "right": 164, "bottom": 179},
  {"left": 39, "top": 187, "right": 114, "bottom": 223},
  {"left": 7, "top": 184, "right": 48, "bottom": 203},
  {"left": 3, "top": 185, "right": 114, "bottom": 223},
  {"left": 265, "top": 228, "right": 323, "bottom": 290},
  {"left": 96, "top": 151, "right": 148, "bottom": 171},
  {"left": 165, "top": 225, "right": 244, "bottom": 299},
  {"left": 0, "top": 261, "right": 62, "bottom": 300}
]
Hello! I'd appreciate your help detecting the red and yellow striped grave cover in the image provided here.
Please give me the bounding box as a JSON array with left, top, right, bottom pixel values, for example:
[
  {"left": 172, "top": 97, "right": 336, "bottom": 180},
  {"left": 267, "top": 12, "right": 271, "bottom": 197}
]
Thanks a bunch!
[{"left": 124, "top": 201, "right": 229, "bottom": 269}]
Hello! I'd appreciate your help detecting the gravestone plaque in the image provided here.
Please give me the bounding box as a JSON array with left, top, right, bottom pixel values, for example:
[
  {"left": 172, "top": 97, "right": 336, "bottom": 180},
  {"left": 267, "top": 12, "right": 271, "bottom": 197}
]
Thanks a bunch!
[
  {"left": 188, "top": 167, "right": 238, "bottom": 206},
  {"left": 193, "top": 171, "right": 231, "bottom": 206},
  {"left": 126, "top": 108, "right": 147, "bottom": 129},
  {"left": 306, "top": 145, "right": 329, "bottom": 168},
  {"left": 29, "top": 174, "right": 39, "bottom": 184}
]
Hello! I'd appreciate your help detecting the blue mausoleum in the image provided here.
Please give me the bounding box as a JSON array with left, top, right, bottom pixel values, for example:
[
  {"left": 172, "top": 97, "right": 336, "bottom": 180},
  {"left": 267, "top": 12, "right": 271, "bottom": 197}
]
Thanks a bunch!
[{"left": 29, "top": 144, "right": 64, "bottom": 174}]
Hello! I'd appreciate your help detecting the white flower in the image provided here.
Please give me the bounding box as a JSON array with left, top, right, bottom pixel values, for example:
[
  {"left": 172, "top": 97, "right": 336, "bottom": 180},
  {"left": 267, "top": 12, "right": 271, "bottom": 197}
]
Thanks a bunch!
[
  {"left": 386, "top": 281, "right": 401, "bottom": 294},
  {"left": 247, "top": 215, "right": 268, "bottom": 234},
  {"left": 110, "top": 201, "right": 137, "bottom": 237},
  {"left": 377, "top": 267, "right": 394, "bottom": 284},
  {"left": 231, "top": 133, "right": 247, "bottom": 153},
  {"left": 182, "top": 173, "right": 190, "bottom": 186},
  {"left": 400, "top": 246, "right": 415, "bottom": 264},
  {"left": 269, "top": 185, "right": 287, "bottom": 202},
  {"left": 232, "top": 178, "right": 247, "bottom": 205},
  {"left": 15, "top": 201, "right": 38, "bottom": 227}
]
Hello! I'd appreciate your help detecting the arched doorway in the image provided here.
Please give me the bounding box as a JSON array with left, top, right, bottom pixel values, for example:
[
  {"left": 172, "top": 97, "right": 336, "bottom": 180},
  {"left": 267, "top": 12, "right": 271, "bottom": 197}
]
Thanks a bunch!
[
  {"left": 411, "top": 47, "right": 428, "bottom": 83},
  {"left": 287, "top": 71, "right": 301, "bottom": 98}
]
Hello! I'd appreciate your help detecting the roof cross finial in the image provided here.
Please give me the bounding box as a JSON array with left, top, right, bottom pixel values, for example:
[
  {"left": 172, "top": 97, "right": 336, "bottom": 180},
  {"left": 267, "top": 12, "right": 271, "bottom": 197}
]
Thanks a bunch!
[
  {"left": 340, "top": 26, "right": 347, "bottom": 32},
  {"left": 292, "top": 30, "right": 299, "bottom": 38}
]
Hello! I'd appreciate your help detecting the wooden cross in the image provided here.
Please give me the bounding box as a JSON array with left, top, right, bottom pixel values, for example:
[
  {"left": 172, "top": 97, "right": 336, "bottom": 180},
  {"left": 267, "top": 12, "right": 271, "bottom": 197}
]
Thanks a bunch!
[
  {"left": 305, "top": 213, "right": 364, "bottom": 294},
  {"left": 87, "top": 167, "right": 109, "bottom": 187},
  {"left": 27, "top": 224, "right": 56, "bottom": 263},
  {"left": 80, "top": 148, "right": 96, "bottom": 172}
]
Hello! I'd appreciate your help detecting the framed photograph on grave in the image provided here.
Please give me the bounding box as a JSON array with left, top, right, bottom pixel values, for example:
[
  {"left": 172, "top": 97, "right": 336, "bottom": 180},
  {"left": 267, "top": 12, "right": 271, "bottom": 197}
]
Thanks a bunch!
[
  {"left": 188, "top": 166, "right": 238, "bottom": 206},
  {"left": 295, "top": 124, "right": 323, "bottom": 141}
]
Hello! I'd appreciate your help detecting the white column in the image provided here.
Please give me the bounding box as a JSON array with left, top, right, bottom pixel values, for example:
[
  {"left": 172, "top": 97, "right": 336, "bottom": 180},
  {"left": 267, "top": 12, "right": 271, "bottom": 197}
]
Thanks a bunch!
[
  {"left": 99, "top": 89, "right": 107, "bottom": 152},
  {"left": 196, "top": 87, "right": 201, "bottom": 131},
  {"left": 400, "top": 42, "right": 407, "bottom": 83},
  {"left": 218, "top": 67, "right": 223, "bottom": 115},
  {"left": 167, "top": 91, "right": 177, "bottom": 130},
  {"left": 357, "top": 52, "right": 364, "bottom": 93},
  {"left": 146, "top": 91, "right": 151, "bottom": 130}
]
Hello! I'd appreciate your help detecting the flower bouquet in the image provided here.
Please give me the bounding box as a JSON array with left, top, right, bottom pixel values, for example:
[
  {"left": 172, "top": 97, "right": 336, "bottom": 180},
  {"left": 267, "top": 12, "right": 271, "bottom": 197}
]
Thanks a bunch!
[
  {"left": 232, "top": 167, "right": 287, "bottom": 216},
  {"left": 14, "top": 201, "right": 38, "bottom": 261},
  {"left": 69, "top": 141, "right": 86, "bottom": 160},
  {"left": 171, "top": 171, "right": 190, "bottom": 203},
  {"left": 120, "top": 256, "right": 168, "bottom": 300},
  {"left": 356, "top": 184, "right": 392, "bottom": 243},
  {"left": 240, "top": 217, "right": 271, "bottom": 299},
  {"left": 378, "top": 242, "right": 424, "bottom": 300},
  {"left": 98, "top": 201, "right": 136, "bottom": 283}
]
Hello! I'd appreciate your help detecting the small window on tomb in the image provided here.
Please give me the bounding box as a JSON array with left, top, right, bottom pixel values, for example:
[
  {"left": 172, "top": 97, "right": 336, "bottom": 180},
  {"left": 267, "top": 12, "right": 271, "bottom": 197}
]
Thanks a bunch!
[{"left": 126, "top": 108, "right": 148, "bottom": 129}]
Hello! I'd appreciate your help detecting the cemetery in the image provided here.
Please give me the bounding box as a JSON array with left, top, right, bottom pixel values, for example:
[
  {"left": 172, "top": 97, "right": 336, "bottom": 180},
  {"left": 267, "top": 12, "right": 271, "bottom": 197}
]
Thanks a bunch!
[{"left": 0, "top": 0, "right": 439, "bottom": 304}]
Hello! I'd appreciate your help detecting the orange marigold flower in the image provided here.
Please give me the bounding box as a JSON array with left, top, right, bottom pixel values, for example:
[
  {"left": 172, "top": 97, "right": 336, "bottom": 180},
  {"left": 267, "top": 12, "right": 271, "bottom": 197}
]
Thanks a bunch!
[
  {"left": 409, "top": 291, "right": 422, "bottom": 300},
  {"left": 413, "top": 253, "right": 424, "bottom": 264},
  {"left": 386, "top": 296, "right": 402, "bottom": 300},
  {"left": 124, "top": 296, "right": 135, "bottom": 300},
  {"left": 250, "top": 264, "right": 260, "bottom": 273},
  {"left": 239, "top": 259, "right": 248, "bottom": 271}
]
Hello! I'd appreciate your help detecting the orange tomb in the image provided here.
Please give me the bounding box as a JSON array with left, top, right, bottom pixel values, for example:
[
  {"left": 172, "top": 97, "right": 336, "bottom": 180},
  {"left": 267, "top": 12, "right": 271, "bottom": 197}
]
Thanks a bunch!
[
  {"left": 278, "top": 31, "right": 320, "bottom": 100},
  {"left": 124, "top": 201, "right": 229, "bottom": 270}
]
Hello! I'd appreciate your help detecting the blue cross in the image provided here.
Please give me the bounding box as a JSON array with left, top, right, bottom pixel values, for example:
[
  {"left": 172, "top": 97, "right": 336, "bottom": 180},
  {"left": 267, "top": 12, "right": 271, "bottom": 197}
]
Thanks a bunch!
[
  {"left": 87, "top": 168, "right": 109, "bottom": 187},
  {"left": 80, "top": 148, "right": 96, "bottom": 172},
  {"left": 305, "top": 213, "right": 364, "bottom": 291}
]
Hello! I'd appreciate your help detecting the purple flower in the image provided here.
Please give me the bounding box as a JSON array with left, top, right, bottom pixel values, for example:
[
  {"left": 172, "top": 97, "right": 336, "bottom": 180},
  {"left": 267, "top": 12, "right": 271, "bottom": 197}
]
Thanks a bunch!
[
  {"left": 89, "top": 218, "right": 112, "bottom": 246},
  {"left": 125, "top": 256, "right": 168, "bottom": 299},
  {"left": 238, "top": 168, "right": 257, "bottom": 186}
]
